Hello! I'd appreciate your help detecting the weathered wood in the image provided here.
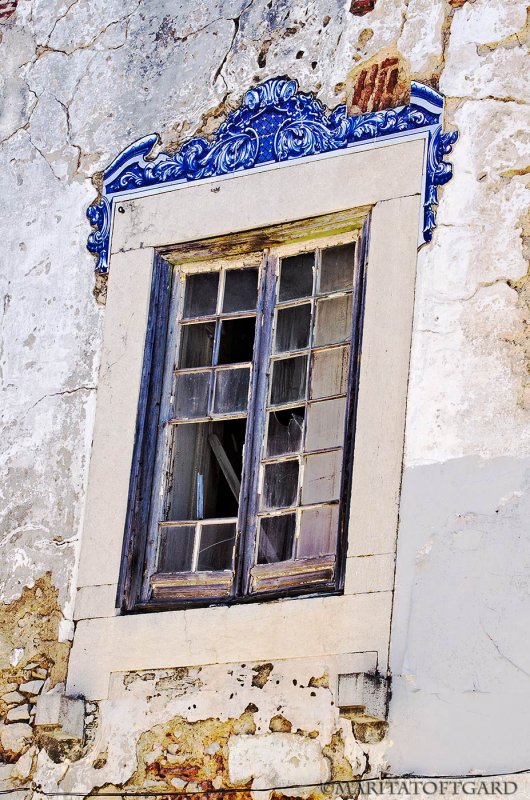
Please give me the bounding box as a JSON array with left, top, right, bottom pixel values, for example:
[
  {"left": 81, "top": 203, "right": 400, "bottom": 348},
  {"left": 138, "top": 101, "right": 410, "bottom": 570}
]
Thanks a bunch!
[
  {"left": 250, "top": 555, "right": 335, "bottom": 592},
  {"left": 335, "top": 212, "right": 371, "bottom": 593},
  {"left": 150, "top": 570, "right": 232, "bottom": 599},
  {"left": 208, "top": 434, "right": 241, "bottom": 501},
  {"left": 237, "top": 252, "right": 278, "bottom": 596},
  {"left": 251, "top": 554, "right": 335, "bottom": 578},
  {"left": 122, "top": 214, "right": 369, "bottom": 609},
  {"left": 159, "top": 516, "right": 238, "bottom": 528},
  {"left": 117, "top": 253, "right": 173, "bottom": 612},
  {"left": 163, "top": 208, "right": 370, "bottom": 265}
]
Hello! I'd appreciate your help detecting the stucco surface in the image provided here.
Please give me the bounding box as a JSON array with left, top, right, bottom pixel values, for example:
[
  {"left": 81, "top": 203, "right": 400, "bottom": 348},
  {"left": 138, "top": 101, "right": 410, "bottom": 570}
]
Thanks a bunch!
[{"left": 0, "top": 0, "right": 529, "bottom": 790}]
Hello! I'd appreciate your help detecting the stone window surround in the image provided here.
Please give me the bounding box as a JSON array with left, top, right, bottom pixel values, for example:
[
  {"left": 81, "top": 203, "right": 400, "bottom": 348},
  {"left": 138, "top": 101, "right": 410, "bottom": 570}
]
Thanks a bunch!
[{"left": 69, "top": 137, "right": 424, "bottom": 700}]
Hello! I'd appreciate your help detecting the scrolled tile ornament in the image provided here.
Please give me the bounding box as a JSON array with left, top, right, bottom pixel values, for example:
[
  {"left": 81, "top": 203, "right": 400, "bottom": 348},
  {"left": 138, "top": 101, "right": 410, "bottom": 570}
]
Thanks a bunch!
[{"left": 87, "top": 77, "right": 457, "bottom": 274}]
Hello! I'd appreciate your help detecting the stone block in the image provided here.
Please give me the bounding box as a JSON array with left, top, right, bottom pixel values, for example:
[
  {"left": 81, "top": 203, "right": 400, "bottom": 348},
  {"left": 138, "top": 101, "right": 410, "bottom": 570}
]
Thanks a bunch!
[
  {"left": 0, "top": 723, "right": 33, "bottom": 758},
  {"left": 34, "top": 694, "right": 85, "bottom": 742},
  {"left": 337, "top": 672, "right": 389, "bottom": 719},
  {"left": 20, "top": 679, "right": 45, "bottom": 695},
  {"left": 5, "top": 705, "right": 30, "bottom": 722},
  {"left": 1, "top": 691, "right": 25, "bottom": 705}
]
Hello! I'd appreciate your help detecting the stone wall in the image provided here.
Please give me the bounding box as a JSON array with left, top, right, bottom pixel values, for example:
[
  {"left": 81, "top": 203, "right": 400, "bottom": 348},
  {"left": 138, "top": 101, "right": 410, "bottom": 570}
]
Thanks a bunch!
[{"left": 0, "top": 0, "right": 529, "bottom": 794}]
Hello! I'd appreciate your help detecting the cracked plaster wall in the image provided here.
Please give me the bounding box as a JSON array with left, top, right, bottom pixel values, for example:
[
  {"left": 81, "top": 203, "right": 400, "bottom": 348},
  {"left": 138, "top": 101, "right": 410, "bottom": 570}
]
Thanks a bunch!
[{"left": 0, "top": 0, "right": 529, "bottom": 791}]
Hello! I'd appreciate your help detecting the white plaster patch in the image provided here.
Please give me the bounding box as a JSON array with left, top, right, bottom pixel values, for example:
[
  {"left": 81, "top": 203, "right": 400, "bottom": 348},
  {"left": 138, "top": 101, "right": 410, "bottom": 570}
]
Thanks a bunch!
[
  {"left": 441, "top": 1, "right": 530, "bottom": 102},
  {"left": 397, "top": 0, "right": 445, "bottom": 77},
  {"left": 228, "top": 733, "right": 330, "bottom": 795},
  {"left": 405, "top": 97, "right": 530, "bottom": 465},
  {"left": 448, "top": 0, "right": 528, "bottom": 46},
  {"left": 390, "top": 457, "right": 530, "bottom": 774}
]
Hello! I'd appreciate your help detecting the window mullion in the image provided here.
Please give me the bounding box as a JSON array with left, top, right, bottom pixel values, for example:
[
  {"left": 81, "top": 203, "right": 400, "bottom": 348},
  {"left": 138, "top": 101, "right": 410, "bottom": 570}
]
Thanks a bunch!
[{"left": 236, "top": 250, "right": 278, "bottom": 597}]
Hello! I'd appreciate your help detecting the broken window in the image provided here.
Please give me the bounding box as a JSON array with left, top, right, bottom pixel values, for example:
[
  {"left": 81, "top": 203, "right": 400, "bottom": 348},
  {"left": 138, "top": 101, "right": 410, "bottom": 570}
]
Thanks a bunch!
[{"left": 122, "top": 220, "right": 368, "bottom": 609}]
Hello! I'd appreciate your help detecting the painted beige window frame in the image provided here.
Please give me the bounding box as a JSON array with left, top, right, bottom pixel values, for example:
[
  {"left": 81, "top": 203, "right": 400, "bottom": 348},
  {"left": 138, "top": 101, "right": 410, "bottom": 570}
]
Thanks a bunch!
[{"left": 70, "top": 137, "right": 424, "bottom": 700}]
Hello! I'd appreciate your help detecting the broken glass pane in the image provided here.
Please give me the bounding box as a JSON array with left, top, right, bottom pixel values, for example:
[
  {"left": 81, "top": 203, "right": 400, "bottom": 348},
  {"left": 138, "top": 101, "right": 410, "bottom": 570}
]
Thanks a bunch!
[
  {"left": 178, "top": 322, "right": 215, "bottom": 369},
  {"left": 314, "top": 294, "right": 353, "bottom": 347},
  {"left": 279, "top": 253, "right": 314, "bottom": 301},
  {"left": 301, "top": 449, "right": 342, "bottom": 505},
  {"left": 319, "top": 243, "right": 355, "bottom": 293},
  {"left": 297, "top": 505, "right": 339, "bottom": 558},
  {"left": 305, "top": 397, "right": 347, "bottom": 451},
  {"left": 157, "top": 525, "right": 196, "bottom": 572},
  {"left": 262, "top": 459, "right": 299, "bottom": 509},
  {"left": 274, "top": 304, "right": 311, "bottom": 353},
  {"left": 218, "top": 317, "right": 256, "bottom": 364},
  {"left": 183, "top": 272, "right": 219, "bottom": 318},
  {"left": 223, "top": 268, "right": 259, "bottom": 312},
  {"left": 174, "top": 371, "right": 210, "bottom": 419},
  {"left": 213, "top": 367, "right": 250, "bottom": 415},
  {"left": 257, "top": 513, "right": 296, "bottom": 564},
  {"left": 310, "top": 346, "right": 350, "bottom": 399},
  {"left": 166, "top": 419, "right": 246, "bottom": 521},
  {"left": 270, "top": 356, "right": 307, "bottom": 405},
  {"left": 197, "top": 522, "right": 236, "bottom": 571},
  {"left": 266, "top": 407, "right": 305, "bottom": 457}
]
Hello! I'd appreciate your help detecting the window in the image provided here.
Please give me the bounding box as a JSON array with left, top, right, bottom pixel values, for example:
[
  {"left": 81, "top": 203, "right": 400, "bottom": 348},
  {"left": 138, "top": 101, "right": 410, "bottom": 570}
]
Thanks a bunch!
[
  {"left": 120, "top": 217, "right": 368, "bottom": 610},
  {"left": 72, "top": 133, "right": 424, "bottom": 698}
]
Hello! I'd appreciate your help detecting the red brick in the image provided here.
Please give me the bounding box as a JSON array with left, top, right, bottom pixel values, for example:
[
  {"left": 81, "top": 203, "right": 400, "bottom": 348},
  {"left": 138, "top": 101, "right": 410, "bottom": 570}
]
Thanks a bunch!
[
  {"left": 349, "top": 0, "right": 377, "bottom": 17},
  {"left": 345, "top": 49, "right": 410, "bottom": 115},
  {"left": 0, "top": 0, "right": 17, "bottom": 21}
]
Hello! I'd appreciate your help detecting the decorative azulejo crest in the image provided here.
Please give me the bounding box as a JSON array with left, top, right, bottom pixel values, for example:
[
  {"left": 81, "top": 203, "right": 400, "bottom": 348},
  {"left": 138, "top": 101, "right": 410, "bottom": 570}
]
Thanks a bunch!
[{"left": 87, "top": 77, "right": 457, "bottom": 274}]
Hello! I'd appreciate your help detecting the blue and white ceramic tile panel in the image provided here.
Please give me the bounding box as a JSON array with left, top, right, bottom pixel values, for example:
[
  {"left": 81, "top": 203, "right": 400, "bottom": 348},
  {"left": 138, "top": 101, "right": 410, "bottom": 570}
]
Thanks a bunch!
[{"left": 87, "top": 77, "right": 457, "bottom": 274}]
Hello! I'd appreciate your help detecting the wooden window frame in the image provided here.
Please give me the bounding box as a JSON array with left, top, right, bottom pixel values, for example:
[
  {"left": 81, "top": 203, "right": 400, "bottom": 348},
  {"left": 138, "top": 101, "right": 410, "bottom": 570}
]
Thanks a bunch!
[{"left": 118, "top": 213, "right": 370, "bottom": 613}]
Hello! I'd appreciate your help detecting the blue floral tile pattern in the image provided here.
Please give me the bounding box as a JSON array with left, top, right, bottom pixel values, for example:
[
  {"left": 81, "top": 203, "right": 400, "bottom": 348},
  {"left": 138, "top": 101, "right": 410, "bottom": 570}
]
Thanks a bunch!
[{"left": 87, "top": 78, "right": 457, "bottom": 274}]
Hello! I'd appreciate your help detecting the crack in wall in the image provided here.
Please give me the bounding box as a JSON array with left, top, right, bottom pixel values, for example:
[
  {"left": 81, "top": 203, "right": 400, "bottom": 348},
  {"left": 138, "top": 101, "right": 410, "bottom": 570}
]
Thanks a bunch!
[
  {"left": 23, "top": 385, "right": 97, "bottom": 418},
  {"left": 1, "top": 0, "right": 530, "bottom": 788}
]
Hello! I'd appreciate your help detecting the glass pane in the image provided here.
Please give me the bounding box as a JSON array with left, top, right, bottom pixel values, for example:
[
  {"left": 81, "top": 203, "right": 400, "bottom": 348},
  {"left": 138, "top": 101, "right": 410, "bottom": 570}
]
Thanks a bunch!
[
  {"left": 183, "top": 273, "right": 219, "bottom": 318},
  {"left": 301, "top": 449, "right": 342, "bottom": 505},
  {"left": 218, "top": 317, "right": 256, "bottom": 365},
  {"left": 305, "top": 397, "right": 347, "bottom": 452},
  {"left": 166, "top": 419, "right": 246, "bottom": 521},
  {"left": 314, "top": 294, "right": 353, "bottom": 347},
  {"left": 213, "top": 368, "right": 250, "bottom": 415},
  {"left": 274, "top": 304, "right": 311, "bottom": 353},
  {"left": 266, "top": 407, "right": 305, "bottom": 457},
  {"left": 262, "top": 460, "right": 299, "bottom": 509},
  {"left": 310, "top": 346, "right": 350, "bottom": 399},
  {"left": 279, "top": 253, "right": 314, "bottom": 301},
  {"left": 157, "top": 525, "right": 196, "bottom": 572},
  {"left": 270, "top": 356, "right": 307, "bottom": 405},
  {"left": 178, "top": 322, "right": 215, "bottom": 369},
  {"left": 174, "top": 371, "right": 210, "bottom": 419},
  {"left": 197, "top": 523, "right": 236, "bottom": 571},
  {"left": 319, "top": 243, "right": 355, "bottom": 293},
  {"left": 297, "top": 505, "right": 339, "bottom": 558},
  {"left": 223, "top": 268, "right": 258, "bottom": 312},
  {"left": 258, "top": 514, "right": 296, "bottom": 564}
]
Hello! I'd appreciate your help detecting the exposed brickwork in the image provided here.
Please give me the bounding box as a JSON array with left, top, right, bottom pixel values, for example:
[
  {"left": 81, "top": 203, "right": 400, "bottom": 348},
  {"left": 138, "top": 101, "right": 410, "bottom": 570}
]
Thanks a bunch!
[
  {"left": 345, "top": 49, "right": 410, "bottom": 115},
  {"left": 0, "top": 0, "right": 17, "bottom": 21},
  {"left": 349, "top": 0, "right": 377, "bottom": 14},
  {"left": 447, "top": 0, "right": 469, "bottom": 6}
]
